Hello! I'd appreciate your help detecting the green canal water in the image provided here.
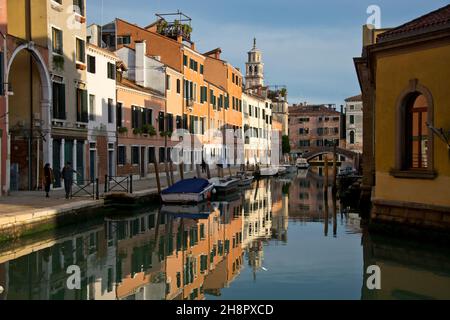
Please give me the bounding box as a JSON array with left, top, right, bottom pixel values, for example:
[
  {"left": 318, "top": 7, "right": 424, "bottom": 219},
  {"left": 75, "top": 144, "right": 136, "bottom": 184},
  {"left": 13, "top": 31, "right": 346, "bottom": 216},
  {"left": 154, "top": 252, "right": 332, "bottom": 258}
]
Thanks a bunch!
[{"left": 1, "top": 171, "right": 449, "bottom": 300}]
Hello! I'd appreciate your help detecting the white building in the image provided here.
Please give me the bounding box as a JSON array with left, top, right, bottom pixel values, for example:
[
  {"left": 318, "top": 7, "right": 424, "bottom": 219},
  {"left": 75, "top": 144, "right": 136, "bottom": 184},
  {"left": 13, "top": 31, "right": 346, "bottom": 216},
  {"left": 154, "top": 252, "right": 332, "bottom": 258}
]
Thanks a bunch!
[
  {"left": 242, "top": 93, "right": 273, "bottom": 165},
  {"left": 344, "top": 94, "right": 363, "bottom": 153},
  {"left": 86, "top": 42, "right": 121, "bottom": 181}
]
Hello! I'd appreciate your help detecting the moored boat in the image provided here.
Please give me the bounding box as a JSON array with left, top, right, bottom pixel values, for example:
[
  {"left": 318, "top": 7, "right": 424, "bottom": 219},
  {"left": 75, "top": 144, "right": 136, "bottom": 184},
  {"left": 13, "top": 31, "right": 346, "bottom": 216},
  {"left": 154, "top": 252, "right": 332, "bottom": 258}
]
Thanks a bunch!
[
  {"left": 209, "top": 177, "right": 240, "bottom": 194},
  {"left": 259, "top": 166, "right": 279, "bottom": 177},
  {"left": 161, "top": 178, "right": 214, "bottom": 204},
  {"left": 296, "top": 158, "right": 310, "bottom": 169}
]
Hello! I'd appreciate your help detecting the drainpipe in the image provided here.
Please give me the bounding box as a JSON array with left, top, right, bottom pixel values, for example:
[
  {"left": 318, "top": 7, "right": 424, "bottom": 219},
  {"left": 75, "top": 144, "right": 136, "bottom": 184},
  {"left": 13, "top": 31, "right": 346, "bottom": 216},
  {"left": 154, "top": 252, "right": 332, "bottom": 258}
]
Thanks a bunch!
[{"left": 0, "top": 30, "right": 9, "bottom": 195}]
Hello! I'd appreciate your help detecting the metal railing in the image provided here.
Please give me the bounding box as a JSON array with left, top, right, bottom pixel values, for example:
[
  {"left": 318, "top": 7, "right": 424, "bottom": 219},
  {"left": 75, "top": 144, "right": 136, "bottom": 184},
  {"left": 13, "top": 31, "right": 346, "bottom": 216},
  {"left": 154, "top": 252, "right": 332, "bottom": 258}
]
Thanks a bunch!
[
  {"left": 104, "top": 175, "right": 133, "bottom": 194},
  {"left": 71, "top": 179, "right": 99, "bottom": 200}
]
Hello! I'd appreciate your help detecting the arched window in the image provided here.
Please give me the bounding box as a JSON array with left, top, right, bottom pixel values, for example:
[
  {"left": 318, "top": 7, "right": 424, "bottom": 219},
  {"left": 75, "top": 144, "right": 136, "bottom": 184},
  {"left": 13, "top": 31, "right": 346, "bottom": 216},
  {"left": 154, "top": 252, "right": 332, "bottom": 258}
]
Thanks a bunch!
[
  {"left": 349, "top": 131, "right": 355, "bottom": 144},
  {"left": 255, "top": 66, "right": 258, "bottom": 74},
  {"left": 249, "top": 65, "right": 253, "bottom": 74},
  {"left": 405, "top": 94, "right": 428, "bottom": 169}
]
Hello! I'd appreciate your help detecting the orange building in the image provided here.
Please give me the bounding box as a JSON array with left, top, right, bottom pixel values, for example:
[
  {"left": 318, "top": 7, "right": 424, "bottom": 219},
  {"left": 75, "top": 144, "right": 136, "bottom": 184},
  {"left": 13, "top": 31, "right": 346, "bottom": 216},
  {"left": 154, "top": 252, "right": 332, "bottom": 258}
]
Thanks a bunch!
[{"left": 102, "top": 16, "right": 243, "bottom": 166}]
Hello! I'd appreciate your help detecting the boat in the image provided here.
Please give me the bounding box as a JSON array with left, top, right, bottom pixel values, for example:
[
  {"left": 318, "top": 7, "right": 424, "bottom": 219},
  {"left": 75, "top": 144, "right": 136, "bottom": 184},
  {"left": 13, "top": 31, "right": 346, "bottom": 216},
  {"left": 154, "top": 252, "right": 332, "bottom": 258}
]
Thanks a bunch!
[
  {"left": 161, "top": 203, "right": 213, "bottom": 220},
  {"left": 277, "top": 166, "right": 287, "bottom": 175},
  {"left": 161, "top": 178, "right": 214, "bottom": 204},
  {"left": 259, "top": 166, "right": 279, "bottom": 177},
  {"left": 232, "top": 172, "right": 254, "bottom": 187},
  {"left": 279, "top": 164, "right": 297, "bottom": 173},
  {"left": 296, "top": 158, "right": 310, "bottom": 169},
  {"left": 209, "top": 177, "right": 240, "bottom": 194}
]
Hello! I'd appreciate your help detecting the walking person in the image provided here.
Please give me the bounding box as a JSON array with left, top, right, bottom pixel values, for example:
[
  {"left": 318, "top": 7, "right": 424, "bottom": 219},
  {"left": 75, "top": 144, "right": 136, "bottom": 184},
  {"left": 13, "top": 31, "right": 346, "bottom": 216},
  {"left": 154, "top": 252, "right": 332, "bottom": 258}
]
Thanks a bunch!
[
  {"left": 201, "top": 158, "right": 207, "bottom": 173},
  {"left": 43, "top": 163, "right": 54, "bottom": 198},
  {"left": 61, "top": 162, "right": 77, "bottom": 199}
]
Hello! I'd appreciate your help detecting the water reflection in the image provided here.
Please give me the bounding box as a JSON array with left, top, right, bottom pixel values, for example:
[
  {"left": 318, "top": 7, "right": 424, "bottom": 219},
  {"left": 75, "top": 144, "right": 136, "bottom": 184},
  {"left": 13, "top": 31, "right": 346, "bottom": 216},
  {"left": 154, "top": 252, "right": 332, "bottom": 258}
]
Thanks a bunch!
[{"left": 0, "top": 170, "right": 449, "bottom": 300}]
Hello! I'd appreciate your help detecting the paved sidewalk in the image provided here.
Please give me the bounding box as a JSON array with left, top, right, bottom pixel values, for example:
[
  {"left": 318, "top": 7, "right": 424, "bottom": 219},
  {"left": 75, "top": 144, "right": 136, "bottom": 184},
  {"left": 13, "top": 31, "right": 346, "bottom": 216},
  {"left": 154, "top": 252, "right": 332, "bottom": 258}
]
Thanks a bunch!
[{"left": 0, "top": 166, "right": 242, "bottom": 216}]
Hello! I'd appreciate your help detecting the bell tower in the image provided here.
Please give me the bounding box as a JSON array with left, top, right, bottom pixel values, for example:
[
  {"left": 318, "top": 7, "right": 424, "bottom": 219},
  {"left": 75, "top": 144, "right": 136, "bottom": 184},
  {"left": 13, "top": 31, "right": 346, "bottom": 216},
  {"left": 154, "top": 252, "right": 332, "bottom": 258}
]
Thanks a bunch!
[{"left": 245, "top": 38, "right": 264, "bottom": 90}]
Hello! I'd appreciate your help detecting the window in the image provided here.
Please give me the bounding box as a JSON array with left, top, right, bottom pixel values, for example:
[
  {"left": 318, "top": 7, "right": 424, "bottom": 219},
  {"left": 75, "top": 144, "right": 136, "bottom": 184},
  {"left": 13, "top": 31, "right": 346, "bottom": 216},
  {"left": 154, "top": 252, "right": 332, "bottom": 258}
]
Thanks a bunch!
[
  {"left": 405, "top": 94, "right": 429, "bottom": 169},
  {"left": 76, "top": 38, "right": 86, "bottom": 63},
  {"left": 117, "top": 146, "right": 126, "bottom": 165},
  {"left": 116, "top": 102, "right": 123, "bottom": 128},
  {"left": 87, "top": 55, "right": 96, "bottom": 73},
  {"left": 166, "top": 75, "right": 171, "bottom": 90},
  {"left": 183, "top": 55, "right": 188, "bottom": 67},
  {"left": 200, "top": 86, "right": 207, "bottom": 103},
  {"left": 73, "top": 0, "right": 85, "bottom": 16},
  {"left": 200, "top": 64, "right": 204, "bottom": 74},
  {"left": 167, "top": 113, "right": 174, "bottom": 132},
  {"left": 131, "top": 147, "right": 140, "bottom": 165},
  {"left": 158, "top": 112, "right": 165, "bottom": 132},
  {"left": 176, "top": 79, "right": 181, "bottom": 94},
  {"left": 176, "top": 115, "right": 182, "bottom": 129},
  {"left": 159, "top": 147, "right": 166, "bottom": 163},
  {"left": 89, "top": 94, "right": 95, "bottom": 121},
  {"left": 52, "top": 28, "right": 63, "bottom": 55},
  {"left": 52, "top": 82, "right": 66, "bottom": 120},
  {"left": 131, "top": 106, "right": 140, "bottom": 129},
  {"left": 117, "top": 35, "right": 131, "bottom": 45},
  {"left": 148, "top": 147, "right": 156, "bottom": 163},
  {"left": 349, "top": 131, "right": 355, "bottom": 144},
  {"left": 107, "top": 62, "right": 115, "bottom": 80},
  {"left": 108, "top": 99, "right": 114, "bottom": 123},
  {"left": 350, "top": 115, "right": 355, "bottom": 125},
  {"left": 76, "top": 88, "right": 88, "bottom": 123}
]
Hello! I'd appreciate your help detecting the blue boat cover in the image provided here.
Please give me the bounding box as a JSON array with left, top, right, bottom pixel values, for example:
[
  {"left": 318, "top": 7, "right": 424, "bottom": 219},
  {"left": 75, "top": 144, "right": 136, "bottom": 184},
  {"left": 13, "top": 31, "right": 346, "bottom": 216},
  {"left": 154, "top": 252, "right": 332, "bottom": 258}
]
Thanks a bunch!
[{"left": 161, "top": 178, "right": 210, "bottom": 195}]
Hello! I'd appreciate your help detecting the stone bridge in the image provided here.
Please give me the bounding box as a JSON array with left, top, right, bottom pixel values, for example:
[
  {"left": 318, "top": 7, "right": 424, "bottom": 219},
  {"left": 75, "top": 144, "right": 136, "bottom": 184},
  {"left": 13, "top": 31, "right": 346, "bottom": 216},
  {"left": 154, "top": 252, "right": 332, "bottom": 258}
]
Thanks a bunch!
[{"left": 302, "top": 147, "right": 359, "bottom": 161}]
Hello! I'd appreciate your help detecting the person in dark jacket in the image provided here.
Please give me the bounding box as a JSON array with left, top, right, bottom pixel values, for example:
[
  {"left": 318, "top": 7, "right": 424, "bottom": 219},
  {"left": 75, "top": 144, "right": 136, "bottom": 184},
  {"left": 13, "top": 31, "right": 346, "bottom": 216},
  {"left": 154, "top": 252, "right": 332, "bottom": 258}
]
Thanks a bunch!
[
  {"left": 61, "top": 162, "right": 77, "bottom": 199},
  {"left": 43, "top": 163, "right": 54, "bottom": 198}
]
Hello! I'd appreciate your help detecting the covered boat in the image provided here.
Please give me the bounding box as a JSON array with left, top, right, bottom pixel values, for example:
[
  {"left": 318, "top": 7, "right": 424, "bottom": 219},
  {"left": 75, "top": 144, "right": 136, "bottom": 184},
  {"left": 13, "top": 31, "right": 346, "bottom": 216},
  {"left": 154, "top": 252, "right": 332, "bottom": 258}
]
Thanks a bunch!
[
  {"left": 259, "top": 166, "right": 279, "bottom": 177},
  {"left": 161, "top": 178, "right": 214, "bottom": 204}
]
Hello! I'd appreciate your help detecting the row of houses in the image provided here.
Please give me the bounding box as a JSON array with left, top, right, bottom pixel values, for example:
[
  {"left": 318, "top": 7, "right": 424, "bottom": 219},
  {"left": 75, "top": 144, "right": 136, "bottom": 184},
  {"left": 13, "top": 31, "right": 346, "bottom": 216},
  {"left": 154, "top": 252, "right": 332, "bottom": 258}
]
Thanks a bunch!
[{"left": 0, "top": 1, "right": 289, "bottom": 193}]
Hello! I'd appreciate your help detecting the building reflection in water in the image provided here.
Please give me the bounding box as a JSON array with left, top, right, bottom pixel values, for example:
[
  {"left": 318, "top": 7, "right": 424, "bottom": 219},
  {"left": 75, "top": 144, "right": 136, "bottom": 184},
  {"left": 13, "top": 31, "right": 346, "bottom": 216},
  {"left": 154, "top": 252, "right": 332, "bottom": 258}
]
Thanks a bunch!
[{"left": 1, "top": 172, "right": 449, "bottom": 300}]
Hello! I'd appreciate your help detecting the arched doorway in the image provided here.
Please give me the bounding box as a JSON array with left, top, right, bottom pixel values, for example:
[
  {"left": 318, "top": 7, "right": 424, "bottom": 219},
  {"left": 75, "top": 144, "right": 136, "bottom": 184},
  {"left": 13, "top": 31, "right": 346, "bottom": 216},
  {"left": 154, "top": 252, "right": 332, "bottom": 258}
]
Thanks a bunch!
[{"left": 7, "top": 42, "right": 51, "bottom": 191}]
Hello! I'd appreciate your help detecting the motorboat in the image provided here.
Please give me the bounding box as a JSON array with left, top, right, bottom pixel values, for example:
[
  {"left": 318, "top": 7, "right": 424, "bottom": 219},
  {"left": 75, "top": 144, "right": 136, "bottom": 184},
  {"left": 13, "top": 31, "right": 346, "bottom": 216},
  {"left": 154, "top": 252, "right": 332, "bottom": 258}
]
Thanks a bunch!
[
  {"left": 209, "top": 177, "right": 240, "bottom": 194},
  {"left": 232, "top": 172, "right": 254, "bottom": 187},
  {"left": 259, "top": 166, "right": 279, "bottom": 177},
  {"left": 161, "top": 178, "right": 214, "bottom": 204},
  {"left": 279, "top": 164, "right": 297, "bottom": 173},
  {"left": 277, "top": 166, "right": 287, "bottom": 175},
  {"left": 296, "top": 158, "right": 310, "bottom": 169}
]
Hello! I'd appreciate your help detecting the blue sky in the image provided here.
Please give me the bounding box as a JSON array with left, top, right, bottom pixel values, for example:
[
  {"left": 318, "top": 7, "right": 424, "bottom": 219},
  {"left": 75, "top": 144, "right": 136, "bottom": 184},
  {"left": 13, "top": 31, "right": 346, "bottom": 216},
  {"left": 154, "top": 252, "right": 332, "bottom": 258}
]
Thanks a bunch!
[{"left": 87, "top": 0, "right": 449, "bottom": 106}]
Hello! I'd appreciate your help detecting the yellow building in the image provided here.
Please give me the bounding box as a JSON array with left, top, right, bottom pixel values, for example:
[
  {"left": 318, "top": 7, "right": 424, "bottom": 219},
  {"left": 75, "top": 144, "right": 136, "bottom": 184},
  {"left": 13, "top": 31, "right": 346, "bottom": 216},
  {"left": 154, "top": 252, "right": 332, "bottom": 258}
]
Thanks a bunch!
[
  {"left": 355, "top": 5, "right": 450, "bottom": 233},
  {"left": 6, "top": 0, "right": 88, "bottom": 190}
]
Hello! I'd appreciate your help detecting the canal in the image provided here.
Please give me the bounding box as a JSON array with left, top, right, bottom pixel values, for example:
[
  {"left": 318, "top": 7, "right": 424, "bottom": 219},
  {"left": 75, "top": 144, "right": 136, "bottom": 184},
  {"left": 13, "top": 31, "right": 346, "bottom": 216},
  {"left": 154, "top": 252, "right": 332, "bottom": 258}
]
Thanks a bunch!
[{"left": 0, "top": 170, "right": 449, "bottom": 300}]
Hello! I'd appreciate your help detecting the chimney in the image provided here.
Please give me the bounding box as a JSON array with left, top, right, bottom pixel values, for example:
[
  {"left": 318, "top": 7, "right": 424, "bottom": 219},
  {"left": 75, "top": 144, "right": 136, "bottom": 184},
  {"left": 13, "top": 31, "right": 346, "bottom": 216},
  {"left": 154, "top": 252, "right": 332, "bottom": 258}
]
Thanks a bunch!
[
  {"left": 191, "top": 42, "right": 196, "bottom": 51},
  {"left": 135, "top": 40, "right": 147, "bottom": 87},
  {"left": 177, "top": 35, "right": 183, "bottom": 43}
]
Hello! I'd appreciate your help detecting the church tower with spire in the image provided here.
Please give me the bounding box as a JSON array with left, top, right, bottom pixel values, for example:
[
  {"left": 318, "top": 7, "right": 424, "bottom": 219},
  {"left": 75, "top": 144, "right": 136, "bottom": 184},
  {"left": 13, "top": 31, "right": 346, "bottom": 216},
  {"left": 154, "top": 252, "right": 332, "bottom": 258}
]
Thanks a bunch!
[{"left": 245, "top": 38, "right": 264, "bottom": 90}]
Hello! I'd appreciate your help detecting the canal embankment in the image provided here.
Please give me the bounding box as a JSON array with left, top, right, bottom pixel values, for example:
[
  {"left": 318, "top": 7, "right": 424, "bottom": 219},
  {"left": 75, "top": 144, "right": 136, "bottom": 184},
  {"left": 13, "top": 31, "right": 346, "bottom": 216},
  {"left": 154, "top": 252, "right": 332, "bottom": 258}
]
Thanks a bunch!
[{"left": 0, "top": 167, "right": 242, "bottom": 241}]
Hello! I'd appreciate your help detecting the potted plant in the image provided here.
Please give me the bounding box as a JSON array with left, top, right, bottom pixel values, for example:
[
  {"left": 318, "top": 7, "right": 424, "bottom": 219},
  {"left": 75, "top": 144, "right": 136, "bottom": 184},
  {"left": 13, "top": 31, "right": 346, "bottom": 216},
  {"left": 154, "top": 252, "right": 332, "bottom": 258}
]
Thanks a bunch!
[
  {"left": 118, "top": 126, "right": 128, "bottom": 134},
  {"left": 133, "top": 127, "right": 143, "bottom": 135}
]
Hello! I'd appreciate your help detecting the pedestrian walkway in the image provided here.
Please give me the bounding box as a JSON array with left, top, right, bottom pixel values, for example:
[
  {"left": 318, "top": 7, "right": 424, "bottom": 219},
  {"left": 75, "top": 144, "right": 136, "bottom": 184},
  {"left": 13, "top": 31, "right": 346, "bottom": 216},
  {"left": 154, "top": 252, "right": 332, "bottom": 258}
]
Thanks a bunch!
[{"left": 0, "top": 166, "right": 242, "bottom": 216}]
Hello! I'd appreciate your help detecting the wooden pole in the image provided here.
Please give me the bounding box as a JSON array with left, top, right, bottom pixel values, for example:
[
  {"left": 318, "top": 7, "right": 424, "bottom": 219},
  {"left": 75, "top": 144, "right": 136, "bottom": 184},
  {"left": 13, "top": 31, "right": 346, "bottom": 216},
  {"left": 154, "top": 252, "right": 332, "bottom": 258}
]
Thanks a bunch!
[
  {"left": 179, "top": 162, "right": 184, "bottom": 181},
  {"left": 154, "top": 160, "right": 161, "bottom": 194},
  {"left": 206, "top": 163, "right": 211, "bottom": 179},
  {"left": 333, "top": 146, "right": 337, "bottom": 193},
  {"left": 196, "top": 164, "right": 201, "bottom": 178},
  {"left": 169, "top": 161, "right": 175, "bottom": 185},
  {"left": 324, "top": 157, "right": 329, "bottom": 192},
  {"left": 164, "top": 161, "right": 171, "bottom": 187},
  {"left": 332, "top": 190, "right": 337, "bottom": 237}
]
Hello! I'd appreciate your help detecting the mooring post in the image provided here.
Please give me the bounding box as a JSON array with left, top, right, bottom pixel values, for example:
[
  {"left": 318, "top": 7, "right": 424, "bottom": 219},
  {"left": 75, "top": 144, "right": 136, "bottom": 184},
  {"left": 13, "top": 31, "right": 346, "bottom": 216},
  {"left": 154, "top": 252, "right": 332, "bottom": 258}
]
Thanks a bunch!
[
  {"left": 179, "top": 162, "right": 184, "bottom": 181},
  {"left": 206, "top": 164, "right": 211, "bottom": 179},
  {"left": 129, "top": 175, "right": 133, "bottom": 194},
  {"left": 324, "top": 157, "right": 329, "bottom": 192},
  {"left": 333, "top": 145, "right": 337, "bottom": 193},
  {"left": 104, "top": 175, "right": 108, "bottom": 193},
  {"left": 96, "top": 178, "right": 99, "bottom": 200},
  {"left": 170, "top": 161, "right": 175, "bottom": 185},
  {"left": 154, "top": 161, "right": 161, "bottom": 194},
  {"left": 164, "top": 161, "right": 171, "bottom": 187}
]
